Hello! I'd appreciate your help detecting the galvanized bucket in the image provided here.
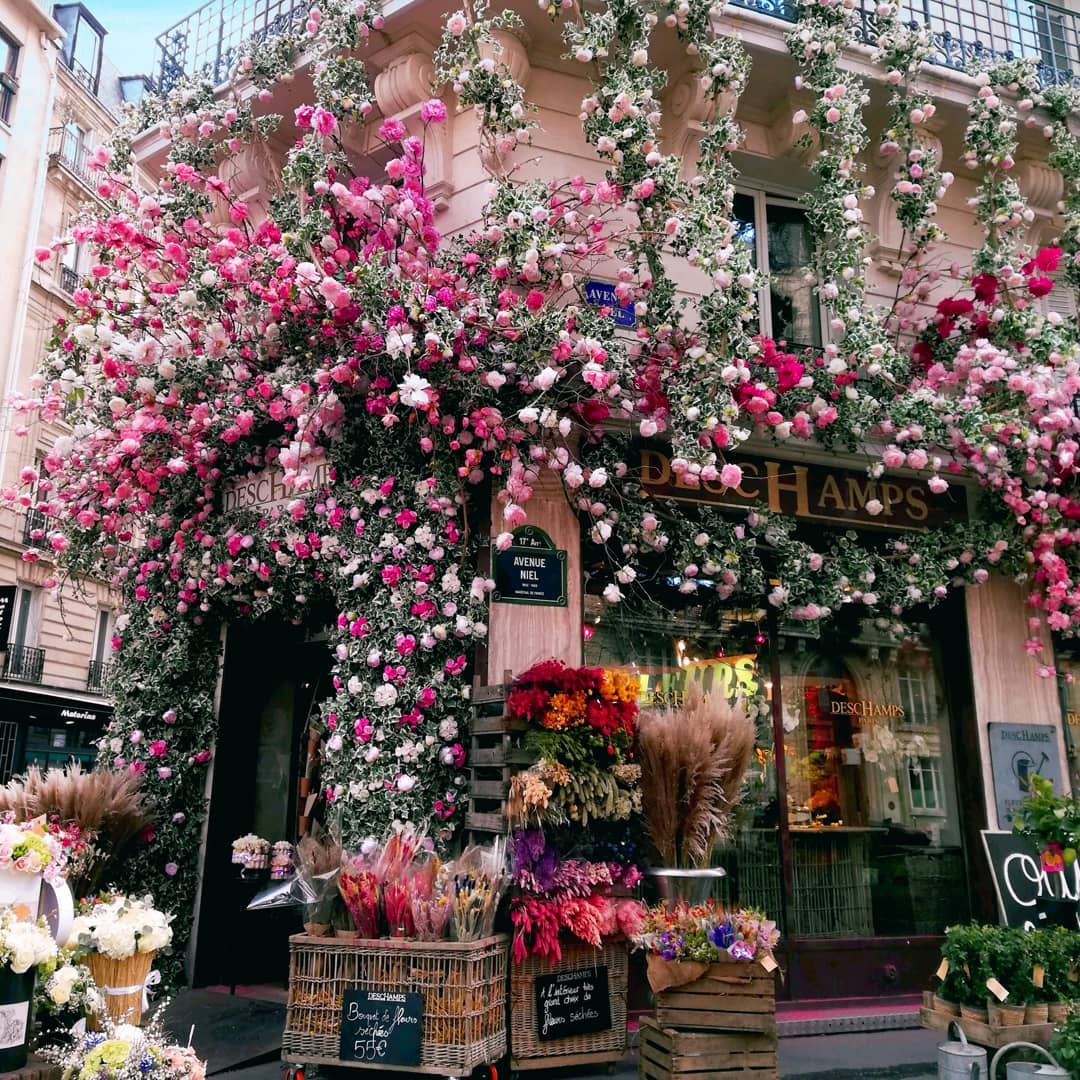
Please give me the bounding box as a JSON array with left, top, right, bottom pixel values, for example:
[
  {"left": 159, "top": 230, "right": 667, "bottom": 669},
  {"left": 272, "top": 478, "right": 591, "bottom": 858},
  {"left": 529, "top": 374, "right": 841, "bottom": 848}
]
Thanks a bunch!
[
  {"left": 939, "top": 1021, "right": 987, "bottom": 1080},
  {"left": 989, "top": 1043, "right": 1068, "bottom": 1080}
]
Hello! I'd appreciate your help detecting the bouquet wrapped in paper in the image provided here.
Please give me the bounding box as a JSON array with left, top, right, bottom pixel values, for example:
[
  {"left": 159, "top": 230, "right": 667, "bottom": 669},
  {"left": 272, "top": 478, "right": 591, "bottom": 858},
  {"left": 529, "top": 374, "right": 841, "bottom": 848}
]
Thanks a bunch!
[
  {"left": 449, "top": 838, "right": 508, "bottom": 942},
  {"left": 376, "top": 826, "right": 426, "bottom": 938},
  {"left": 294, "top": 825, "right": 341, "bottom": 935},
  {"left": 407, "top": 858, "right": 453, "bottom": 941}
]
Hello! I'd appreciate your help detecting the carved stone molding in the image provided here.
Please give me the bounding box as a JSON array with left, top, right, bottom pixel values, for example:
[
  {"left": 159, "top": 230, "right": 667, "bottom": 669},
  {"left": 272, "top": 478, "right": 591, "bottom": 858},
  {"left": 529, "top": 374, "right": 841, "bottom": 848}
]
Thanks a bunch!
[
  {"left": 664, "top": 70, "right": 731, "bottom": 163},
  {"left": 1016, "top": 158, "right": 1064, "bottom": 214},
  {"left": 767, "top": 89, "right": 818, "bottom": 164},
  {"left": 479, "top": 29, "right": 531, "bottom": 91},
  {"left": 371, "top": 38, "right": 453, "bottom": 209}
]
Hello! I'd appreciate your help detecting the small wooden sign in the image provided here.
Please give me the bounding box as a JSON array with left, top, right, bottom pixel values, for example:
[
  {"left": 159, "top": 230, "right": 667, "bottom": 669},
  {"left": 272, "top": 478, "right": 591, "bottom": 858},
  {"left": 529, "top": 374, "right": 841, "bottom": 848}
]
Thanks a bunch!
[
  {"left": 534, "top": 966, "right": 612, "bottom": 1042},
  {"left": 338, "top": 989, "right": 422, "bottom": 1065},
  {"left": 492, "top": 526, "right": 568, "bottom": 607}
]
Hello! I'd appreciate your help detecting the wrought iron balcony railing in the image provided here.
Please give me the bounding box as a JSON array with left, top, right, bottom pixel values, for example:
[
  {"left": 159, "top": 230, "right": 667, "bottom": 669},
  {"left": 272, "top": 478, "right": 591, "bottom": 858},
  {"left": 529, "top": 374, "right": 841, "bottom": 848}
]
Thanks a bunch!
[
  {"left": 47, "top": 127, "right": 95, "bottom": 189},
  {"left": 3, "top": 645, "right": 45, "bottom": 685},
  {"left": 58, "top": 265, "right": 80, "bottom": 295},
  {"left": 21, "top": 509, "right": 47, "bottom": 547},
  {"left": 154, "top": 0, "right": 1080, "bottom": 94},
  {"left": 86, "top": 659, "right": 113, "bottom": 693}
]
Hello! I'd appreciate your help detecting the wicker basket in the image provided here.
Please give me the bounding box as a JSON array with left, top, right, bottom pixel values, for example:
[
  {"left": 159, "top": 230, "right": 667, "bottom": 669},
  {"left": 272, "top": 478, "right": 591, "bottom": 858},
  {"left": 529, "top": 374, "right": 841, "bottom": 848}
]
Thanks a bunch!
[
  {"left": 86, "top": 951, "right": 154, "bottom": 1027},
  {"left": 510, "top": 938, "right": 628, "bottom": 1069},
  {"left": 281, "top": 933, "right": 508, "bottom": 1074}
]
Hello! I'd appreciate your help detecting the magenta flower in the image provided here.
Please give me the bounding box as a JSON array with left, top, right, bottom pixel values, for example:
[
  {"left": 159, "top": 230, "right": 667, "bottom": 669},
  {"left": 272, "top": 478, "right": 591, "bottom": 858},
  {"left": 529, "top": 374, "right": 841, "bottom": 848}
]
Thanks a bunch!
[{"left": 420, "top": 98, "right": 447, "bottom": 124}]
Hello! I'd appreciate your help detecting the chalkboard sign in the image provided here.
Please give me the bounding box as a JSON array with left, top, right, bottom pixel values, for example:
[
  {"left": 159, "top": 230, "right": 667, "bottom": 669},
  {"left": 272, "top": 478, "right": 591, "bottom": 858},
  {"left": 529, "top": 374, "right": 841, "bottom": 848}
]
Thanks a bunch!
[
  {"left": 534, "top": 966, "right": 612, "bottom": 1042},
  {"left": 981, "top": 830, "right": 1080, "bottom": 930},
  {"left": 584, "top": 281, "right": 635, "bottom": 327},
  {"left": 338, "top": 989, "right": 423, "bottom": 1065},
  {"left": 492, "top": 525, "right": 568, "bottom": 607}
]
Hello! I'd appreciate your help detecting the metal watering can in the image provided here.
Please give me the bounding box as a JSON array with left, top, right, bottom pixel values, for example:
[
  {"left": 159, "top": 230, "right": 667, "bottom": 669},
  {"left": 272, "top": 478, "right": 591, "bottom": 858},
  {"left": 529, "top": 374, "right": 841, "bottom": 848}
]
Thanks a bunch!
[
  {"left": 939, "top": 1022, "right": 988, "bottom": 1079},
  {"left": 989, "top": 1044, "right": 1068, "bottom": 1080}
]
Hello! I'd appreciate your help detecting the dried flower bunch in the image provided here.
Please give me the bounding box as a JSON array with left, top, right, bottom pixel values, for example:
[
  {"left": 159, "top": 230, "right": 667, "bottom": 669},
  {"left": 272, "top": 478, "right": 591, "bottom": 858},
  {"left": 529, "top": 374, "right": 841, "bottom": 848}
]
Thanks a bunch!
[
  {"left": 637, "top": 683, "right": 756, "bottom": 869},
  {"left": 0, "top": 766, "right": 151, "bottom": 897},
  {"left": 633, "top": 899, "right": 780, "bottom": 964}
]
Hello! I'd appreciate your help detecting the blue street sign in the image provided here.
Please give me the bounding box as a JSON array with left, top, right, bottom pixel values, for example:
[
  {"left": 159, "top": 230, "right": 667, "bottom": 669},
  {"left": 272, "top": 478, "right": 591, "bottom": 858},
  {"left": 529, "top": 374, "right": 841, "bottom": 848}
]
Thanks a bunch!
[{"left": 584, "top": 280, "right": 635, "bottom": 327}]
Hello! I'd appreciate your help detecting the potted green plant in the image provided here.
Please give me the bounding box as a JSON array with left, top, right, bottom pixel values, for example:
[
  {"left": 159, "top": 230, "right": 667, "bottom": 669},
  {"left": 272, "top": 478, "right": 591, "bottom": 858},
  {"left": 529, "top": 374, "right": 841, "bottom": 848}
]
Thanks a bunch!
[
  {"left": 942, "top": 925, "right": 991, "bottom": 1022},
  {"left": 985, "top": 927, "right": 1029, "bottom": 1027},
  {"left": 1046, "top": 926, "right": 1080, "bottom": 1021}
]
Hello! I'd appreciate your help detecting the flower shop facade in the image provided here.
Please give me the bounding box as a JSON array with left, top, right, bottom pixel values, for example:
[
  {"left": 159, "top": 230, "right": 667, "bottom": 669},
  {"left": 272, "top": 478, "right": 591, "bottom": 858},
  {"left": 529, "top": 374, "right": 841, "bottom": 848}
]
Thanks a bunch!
[{"left": 83, "top": 0, "right": 1080, "bottom": 1005}]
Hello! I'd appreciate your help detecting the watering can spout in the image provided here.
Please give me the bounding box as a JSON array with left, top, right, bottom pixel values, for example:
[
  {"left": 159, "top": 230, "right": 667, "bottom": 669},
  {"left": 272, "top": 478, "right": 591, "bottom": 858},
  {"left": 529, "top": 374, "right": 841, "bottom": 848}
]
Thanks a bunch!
[{"left": 989, "top": 1043, "right": 1068, "bottom": 1079}]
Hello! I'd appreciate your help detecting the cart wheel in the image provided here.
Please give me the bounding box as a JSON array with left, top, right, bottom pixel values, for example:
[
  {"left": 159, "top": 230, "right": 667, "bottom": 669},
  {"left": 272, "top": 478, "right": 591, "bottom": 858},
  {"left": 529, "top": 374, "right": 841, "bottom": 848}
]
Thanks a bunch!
[{"left": 487, "top": 1065, "right": 499, "bottom": 1080}]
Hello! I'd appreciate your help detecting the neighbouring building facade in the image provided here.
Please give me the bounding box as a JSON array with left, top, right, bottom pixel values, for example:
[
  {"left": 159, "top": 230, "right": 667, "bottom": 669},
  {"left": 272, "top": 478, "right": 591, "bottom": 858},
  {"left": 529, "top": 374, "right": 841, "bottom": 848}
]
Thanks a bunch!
[
  {"left": 0, "top": 0, "right": 143, "bottom": 777},
  {"left": 73, "top": 0, "right": 1080, "bottom": 1000}
]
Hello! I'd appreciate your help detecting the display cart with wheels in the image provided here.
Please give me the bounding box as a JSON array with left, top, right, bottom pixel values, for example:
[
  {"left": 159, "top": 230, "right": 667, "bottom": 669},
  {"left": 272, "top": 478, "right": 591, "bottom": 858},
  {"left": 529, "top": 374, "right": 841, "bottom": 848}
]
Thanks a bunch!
[{"left": 280, "top": 933, "right": 509, "bottom": 1080}]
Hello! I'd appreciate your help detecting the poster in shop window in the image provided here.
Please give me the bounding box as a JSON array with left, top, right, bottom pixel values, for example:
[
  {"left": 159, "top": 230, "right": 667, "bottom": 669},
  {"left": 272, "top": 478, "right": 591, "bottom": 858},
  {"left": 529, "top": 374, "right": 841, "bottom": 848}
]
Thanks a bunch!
[{"left": 987, "top": 723, "right": 1064, "bottom": 830}]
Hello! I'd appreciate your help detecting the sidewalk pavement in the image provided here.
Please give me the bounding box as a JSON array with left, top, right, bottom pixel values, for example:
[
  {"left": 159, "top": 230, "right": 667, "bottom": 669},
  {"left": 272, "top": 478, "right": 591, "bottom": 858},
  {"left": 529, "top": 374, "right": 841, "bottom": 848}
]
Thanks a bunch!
[{"left": 163, "top": 989, "right": 948, "bottom": 1080}]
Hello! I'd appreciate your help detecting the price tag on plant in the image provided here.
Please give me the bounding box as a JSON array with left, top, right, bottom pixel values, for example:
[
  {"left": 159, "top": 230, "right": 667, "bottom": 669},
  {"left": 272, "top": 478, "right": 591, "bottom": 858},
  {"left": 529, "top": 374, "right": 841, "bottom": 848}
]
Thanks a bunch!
[
  {"left": 985, "top": 977, "right": 1009, "bottom": 1002},
  {"left": 760, "top": 953, "right": 778, "bottom": 974},
  {"left": 1033, "top": 964, "right": 1045, "bottom": 989},
  {"left": 935, "top": 959, "right": 948, "bottom": 981}
]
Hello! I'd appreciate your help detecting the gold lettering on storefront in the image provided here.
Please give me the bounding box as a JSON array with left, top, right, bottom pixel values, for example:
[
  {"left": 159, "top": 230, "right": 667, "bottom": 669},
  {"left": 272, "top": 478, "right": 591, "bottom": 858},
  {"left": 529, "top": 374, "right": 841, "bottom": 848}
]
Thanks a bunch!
[
  {"left": 222, "top": 461, "right": 332, "bottom": 513},
  {"left": 638, "top": 448, "right": 964, "bottom": 531},
  {"left": 830, "top": 699, "right": 906, "bottom": 720}
]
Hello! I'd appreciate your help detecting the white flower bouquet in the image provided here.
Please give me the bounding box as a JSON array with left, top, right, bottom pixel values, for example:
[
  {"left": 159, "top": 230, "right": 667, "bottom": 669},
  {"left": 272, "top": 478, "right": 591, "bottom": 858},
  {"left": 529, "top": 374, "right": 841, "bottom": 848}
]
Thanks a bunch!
[
  {"left": 35, "top": 957, "right": 103, "bottom": 1018},
  {"left": 66, "top": 894, "right": 172, "bottom": 1027},
  {"left": 0, "top": 907, "right": 56, "bottom": 974}
]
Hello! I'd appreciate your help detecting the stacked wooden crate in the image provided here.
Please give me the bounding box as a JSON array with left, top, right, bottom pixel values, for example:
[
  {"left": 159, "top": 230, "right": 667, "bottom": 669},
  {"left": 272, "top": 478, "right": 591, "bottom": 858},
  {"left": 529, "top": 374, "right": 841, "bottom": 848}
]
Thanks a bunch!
[
  {"left": 639, "top": 959, "right": 778, "bottom": 1080},
  {"left": 465, "top": 681, "right": 533, "bottom": 840}
]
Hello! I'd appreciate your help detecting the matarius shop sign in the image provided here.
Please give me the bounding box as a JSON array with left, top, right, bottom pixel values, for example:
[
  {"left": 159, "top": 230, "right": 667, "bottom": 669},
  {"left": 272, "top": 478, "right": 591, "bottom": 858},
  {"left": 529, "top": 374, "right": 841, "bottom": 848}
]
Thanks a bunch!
[
  {"left": 638, "top": 448, "right": 966, "bottom": 531},
  {"left": 222, "top": 462, "right": 332, "bottom": 514}
]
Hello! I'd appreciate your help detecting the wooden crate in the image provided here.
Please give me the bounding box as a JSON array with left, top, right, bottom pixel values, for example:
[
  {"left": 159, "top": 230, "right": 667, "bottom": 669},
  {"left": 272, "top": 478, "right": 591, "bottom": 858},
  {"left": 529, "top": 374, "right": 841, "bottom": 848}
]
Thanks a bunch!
[
  {"left": 466, "top": 685, "right": 535, "bottom": 839},
  {"left": 654, "top": 958, "right": 776, "bottom": 1035},
  {"left": 0, "top": 1055, "right": 61, "bottom": 1080},
  {"left": 639, "top": 1017, "right": 778, "bottom": 1079},
  {"left": 509, "top": 937, "right": 628, "bottom": 1069},
  {"left": 919, "top": 1005, "right": 1054, "bottom": 1049}
]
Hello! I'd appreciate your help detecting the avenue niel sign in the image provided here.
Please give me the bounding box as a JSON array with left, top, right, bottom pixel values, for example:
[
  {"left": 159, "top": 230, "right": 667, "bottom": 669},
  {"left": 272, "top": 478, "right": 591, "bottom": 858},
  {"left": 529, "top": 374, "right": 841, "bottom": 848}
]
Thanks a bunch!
[{"left": 639, "top": 447, "right": 966, "bottom": 531}]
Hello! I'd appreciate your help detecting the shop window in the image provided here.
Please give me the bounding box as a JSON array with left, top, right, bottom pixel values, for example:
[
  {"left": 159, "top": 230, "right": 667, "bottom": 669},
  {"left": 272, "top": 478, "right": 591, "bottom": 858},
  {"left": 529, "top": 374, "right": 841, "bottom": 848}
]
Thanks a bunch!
[
  {"left": 0, "top": 29, "right": 18, "bottom": 125},
  {"left": 21, "top": 723, "right": 99, "bottom": 771},
  {"left": 732, "top": 190, "right": 823, "bottom": 350},
  {"left": 907, "top": 754, "right": 945, "bottom": 813}
]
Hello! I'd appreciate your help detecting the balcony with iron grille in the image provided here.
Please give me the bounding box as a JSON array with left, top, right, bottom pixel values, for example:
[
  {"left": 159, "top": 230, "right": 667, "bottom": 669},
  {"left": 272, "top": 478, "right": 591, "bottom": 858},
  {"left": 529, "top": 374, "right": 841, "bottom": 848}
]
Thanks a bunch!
[
  {"left": 153, "top": 0, "right": 1080, "bottom": 93},
  {"left": 3, "top": 645, "right": 45, "bottom": 685},
  {"left": 86, "top": 659, "right": 113, "bottom": 693},
  {"left": 21, "top": 509, "right": 47, "bottom": 548},
  {"left": 47, "top": 127, "right": 96, "bottom": 191},
  {"left": 58, "top": 265, "right": 81, "bottom": 296}
]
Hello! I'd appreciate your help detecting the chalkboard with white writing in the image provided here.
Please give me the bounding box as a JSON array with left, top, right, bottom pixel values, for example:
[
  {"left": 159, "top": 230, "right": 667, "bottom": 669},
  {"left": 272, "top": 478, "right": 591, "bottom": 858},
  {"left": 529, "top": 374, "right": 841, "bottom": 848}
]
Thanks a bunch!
[
  {"left": 534, "top": 966, "right": 612, "bottom": 1042},
  {"left": 338, "top": 989, "right": 423, "bottom": 1065},
  {"left": 981, "top": 830, "right": 1080, "bottom": 930}
]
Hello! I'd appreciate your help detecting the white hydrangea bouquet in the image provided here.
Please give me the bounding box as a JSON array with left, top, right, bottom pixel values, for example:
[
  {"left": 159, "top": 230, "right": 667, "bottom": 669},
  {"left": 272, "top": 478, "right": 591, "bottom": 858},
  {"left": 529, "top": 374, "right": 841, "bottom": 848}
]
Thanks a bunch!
[
  {"left": 66, "top": 894, "right": 172, "bottom": 1027},
  {"left": 0, "top": 907, "right": 56, "bottom": 974}
]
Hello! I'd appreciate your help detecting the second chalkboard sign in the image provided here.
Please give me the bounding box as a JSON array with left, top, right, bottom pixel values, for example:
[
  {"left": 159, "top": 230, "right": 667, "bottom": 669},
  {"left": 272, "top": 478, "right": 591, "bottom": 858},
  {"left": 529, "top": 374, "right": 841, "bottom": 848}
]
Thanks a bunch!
[
  {"left": 534, "top": 966, "right": 612, "bottom": 1042},
  {"left": 338, "top": 989, "right": 423, "bottom": 1065}
]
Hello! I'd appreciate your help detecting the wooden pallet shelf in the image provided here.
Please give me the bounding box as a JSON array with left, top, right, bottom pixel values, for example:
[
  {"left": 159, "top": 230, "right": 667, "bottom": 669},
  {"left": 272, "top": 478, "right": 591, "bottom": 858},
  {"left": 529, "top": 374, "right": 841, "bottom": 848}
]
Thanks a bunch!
[{"left": 919, "top": 1006, "right": 1054, "bottom": 1049}]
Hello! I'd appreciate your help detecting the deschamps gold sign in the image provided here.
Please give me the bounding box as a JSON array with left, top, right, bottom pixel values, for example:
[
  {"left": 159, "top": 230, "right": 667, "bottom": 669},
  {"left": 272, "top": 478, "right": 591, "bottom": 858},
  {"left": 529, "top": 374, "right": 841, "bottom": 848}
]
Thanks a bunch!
[
  {"left": 639, "top": 448, "right": 966, "bottom": 531},
  {"left": 831, "top": 699, "right": 905, "bottom": 720}
]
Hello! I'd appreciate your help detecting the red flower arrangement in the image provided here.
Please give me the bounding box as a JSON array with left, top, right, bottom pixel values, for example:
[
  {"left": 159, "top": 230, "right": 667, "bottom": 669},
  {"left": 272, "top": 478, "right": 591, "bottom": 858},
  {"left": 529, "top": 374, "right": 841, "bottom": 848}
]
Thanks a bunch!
[{"left": 507, "top": 660, "right": 638, "bottom": 749}]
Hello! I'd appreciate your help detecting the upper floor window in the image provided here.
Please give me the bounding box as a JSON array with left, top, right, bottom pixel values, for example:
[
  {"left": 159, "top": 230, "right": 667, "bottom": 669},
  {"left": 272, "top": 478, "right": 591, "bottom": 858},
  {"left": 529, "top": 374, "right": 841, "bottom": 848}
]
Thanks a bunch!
[
  {"left": 0, "top": 30, "right": 19, "bottom": 125},
  {"left": 732, "top": 190, "right": 823, "bottom": 351},
  {"left": 53, "top": 5, "right": 105, "bottom": 96}
]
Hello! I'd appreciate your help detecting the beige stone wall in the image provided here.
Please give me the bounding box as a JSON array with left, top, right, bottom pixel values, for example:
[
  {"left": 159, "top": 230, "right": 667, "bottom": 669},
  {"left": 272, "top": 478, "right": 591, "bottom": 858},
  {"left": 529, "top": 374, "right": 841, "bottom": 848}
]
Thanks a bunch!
[{"left": 0, "top": 28, "right": 122, "bottom": 702}]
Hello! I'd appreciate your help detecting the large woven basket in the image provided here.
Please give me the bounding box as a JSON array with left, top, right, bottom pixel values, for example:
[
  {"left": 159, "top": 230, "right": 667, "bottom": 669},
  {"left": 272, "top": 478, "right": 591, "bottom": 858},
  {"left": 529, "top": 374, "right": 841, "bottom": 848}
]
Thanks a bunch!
[
  {"left": 86, "top": 951, "right": 154, "bottom": 1027},
  {"left": 281, "top": 933, "right": 508, "bottom": 1074},
  {"left": 510, "top": 937, "right": 628, "bottom": 1064}
]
